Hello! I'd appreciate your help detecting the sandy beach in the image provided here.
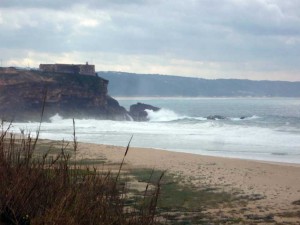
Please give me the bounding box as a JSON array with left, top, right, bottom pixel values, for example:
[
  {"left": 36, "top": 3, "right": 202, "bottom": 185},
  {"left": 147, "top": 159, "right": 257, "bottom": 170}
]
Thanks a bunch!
[{"left": 76, "top": 142, "right": 300, "bottom": 224}]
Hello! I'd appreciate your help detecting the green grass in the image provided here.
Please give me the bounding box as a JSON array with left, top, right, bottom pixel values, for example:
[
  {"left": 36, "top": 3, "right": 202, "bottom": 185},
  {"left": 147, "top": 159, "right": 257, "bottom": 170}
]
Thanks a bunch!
[
  {"left": 131, "top": 168, "right": 236, "bottom": 211},
  {"left": 129, "top": 168, "right": 243, "bottom": 224}
]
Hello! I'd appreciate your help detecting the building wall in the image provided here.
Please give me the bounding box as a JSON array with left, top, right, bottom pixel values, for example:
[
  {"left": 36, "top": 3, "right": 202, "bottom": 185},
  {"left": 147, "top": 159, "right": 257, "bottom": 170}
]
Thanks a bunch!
[
  {"left": 39, "top": 63, "right": 95, "bottom": 76},
  {"left": 39, "top": 64, "right": 56, "bottom": 73},
  {"left": 55, "top": 64, "right": 79, "bottom": 74},
  {"left": 79, "top": 64, "right": 95, "bottom": 75}
]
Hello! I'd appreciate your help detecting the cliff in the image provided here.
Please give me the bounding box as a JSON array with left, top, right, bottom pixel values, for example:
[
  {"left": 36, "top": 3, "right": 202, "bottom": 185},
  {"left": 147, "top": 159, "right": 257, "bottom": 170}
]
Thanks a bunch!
[{"left": 0, "top": 67, "right": 128, "bottom": 121}]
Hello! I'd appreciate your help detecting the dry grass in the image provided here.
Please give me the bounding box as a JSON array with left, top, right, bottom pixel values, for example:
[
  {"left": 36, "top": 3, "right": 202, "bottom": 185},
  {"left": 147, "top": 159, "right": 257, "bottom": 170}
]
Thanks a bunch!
[{"left": 0, "top": 120, "right": 162, "bottom": 225}]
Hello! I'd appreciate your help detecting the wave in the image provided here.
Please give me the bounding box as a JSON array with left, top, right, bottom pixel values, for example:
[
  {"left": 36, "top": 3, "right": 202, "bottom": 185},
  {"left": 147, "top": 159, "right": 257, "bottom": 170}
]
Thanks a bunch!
[
  {"left": 230, "top": 115, "right": 261, "bottom": 121},
  {"left": 48, "top": 110, "right": 261, "bottom": 124},
  {"left": 49, "top": 113, "right": 64, "bottom": 122},
  {"left": 145, "top": 108, "right": 260, "bottom": 123},
  {"left": 145, "top": 109, "right": 206, "bottom": 122},
  {"left": 8, "top": 112, "right": 300, "bottom": 164},
  {"left": 146, "top": 108, "right": 182, "bottom": 122}
]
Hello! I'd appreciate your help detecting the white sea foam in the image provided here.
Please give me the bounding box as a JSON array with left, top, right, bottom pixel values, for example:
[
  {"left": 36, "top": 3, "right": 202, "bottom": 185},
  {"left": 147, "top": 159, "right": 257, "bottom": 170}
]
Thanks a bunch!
[
  {"left": 6, "top": 96, "right": 300, "bottom": 165},
  {"left": 145, "top": 108, "right": 262, "bottom": 122},
  {"left": 224, "top": 115, "right": 261, "bottom": 121},
  {"left": 49, "top": 113, "right": 64, "bottom": 122},
  {"left": 7, "top": 113, "right": 300, "bottom": 164},
  {"left": 145, "top": 108, "right": 187, "bottom": 122},
  {"left": 146, "top": 108, "right": 207, "bottom": 122}
]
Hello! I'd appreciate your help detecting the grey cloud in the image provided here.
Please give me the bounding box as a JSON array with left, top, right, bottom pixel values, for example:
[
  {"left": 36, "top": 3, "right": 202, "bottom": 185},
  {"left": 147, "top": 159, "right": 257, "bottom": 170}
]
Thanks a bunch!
[
  {"left": 1, "top": 0, "right": 300, "bottom": 79},
  {"left": 0, "top": 0, "right": 153, "bottom": 9}
]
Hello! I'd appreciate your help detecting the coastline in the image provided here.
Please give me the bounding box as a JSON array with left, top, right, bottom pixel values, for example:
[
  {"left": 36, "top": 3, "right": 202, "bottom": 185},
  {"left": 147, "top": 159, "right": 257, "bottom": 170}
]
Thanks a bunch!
[{"left": 75, "top": 142, "right": 300, "bottom": 223}]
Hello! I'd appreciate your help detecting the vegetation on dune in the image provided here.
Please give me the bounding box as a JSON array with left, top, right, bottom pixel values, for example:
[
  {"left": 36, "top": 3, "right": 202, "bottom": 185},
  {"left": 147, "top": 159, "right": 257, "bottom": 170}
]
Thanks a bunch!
[
  {"left": 130, "top": 168, "right": 241, "bottom": 224},
  {"left": 0, "top": 121, "right": 162, "bottom": 225}
]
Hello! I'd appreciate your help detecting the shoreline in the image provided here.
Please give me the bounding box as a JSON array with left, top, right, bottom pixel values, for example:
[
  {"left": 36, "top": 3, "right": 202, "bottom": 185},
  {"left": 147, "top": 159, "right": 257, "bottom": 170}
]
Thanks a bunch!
[
  {"left": 74, "top": 141, "right": 300, "bottom": 223},
  {"left": 78, "top": 141, "right": 300, "bottom": 166}
]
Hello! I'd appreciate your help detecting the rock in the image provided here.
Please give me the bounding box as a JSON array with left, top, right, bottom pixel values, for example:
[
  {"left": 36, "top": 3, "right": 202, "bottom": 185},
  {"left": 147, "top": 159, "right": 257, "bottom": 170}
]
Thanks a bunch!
[
  {"left": 106, "top": 96, "right": 129, "bottom": 120},
  {"left": 206, "top": 115, "right": 226, "bottom": 120},
  {"left": 129, "top": 102, "right": 160, "bottom": 121},
  {"left": 0, "top": 68, "right": 129, "bottom": 121},
  {"left": 240, "top": 116, "right": 246, "bottom": 119}
]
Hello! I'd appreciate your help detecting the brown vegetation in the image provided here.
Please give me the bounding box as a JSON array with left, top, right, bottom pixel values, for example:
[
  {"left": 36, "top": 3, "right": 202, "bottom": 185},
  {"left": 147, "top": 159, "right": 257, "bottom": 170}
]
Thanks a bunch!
[{"left": 0, "top": 121, "right": 162, "bottom": 225}]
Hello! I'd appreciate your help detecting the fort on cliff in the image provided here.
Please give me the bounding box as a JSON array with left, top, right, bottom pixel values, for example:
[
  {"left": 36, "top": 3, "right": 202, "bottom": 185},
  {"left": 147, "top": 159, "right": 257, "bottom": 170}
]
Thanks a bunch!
[{"left": 39, "top": 62, "right": 95, "bottom": 76}]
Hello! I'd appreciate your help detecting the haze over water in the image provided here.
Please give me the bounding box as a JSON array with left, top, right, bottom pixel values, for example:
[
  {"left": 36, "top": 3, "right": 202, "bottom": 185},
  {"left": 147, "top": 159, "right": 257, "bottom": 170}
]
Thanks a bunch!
[{"left": 9, "top": 98, "right": 300, "bottom": 164}]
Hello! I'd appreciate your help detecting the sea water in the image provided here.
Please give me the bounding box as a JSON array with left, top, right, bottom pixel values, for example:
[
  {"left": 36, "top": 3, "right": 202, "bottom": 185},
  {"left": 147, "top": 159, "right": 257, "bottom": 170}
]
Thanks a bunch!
[{"left": 7, "top": 98, "right": 300, "bottom": 164}]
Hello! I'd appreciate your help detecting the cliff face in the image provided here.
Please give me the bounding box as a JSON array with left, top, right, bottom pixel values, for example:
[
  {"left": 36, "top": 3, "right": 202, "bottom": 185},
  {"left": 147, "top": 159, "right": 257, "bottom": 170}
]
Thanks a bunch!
[{"left": 0, "top": 68, "right": 128, "bottom": 121}]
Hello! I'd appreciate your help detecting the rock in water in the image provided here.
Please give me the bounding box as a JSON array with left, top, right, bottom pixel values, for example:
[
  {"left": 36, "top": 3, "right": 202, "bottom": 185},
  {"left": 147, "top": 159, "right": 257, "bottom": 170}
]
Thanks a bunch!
[
  {"left": 129, "top": 102, "right": 160, "bottom": 121},
  {"left": 206, "top": 115, "right": 226, "bottom": 120}
]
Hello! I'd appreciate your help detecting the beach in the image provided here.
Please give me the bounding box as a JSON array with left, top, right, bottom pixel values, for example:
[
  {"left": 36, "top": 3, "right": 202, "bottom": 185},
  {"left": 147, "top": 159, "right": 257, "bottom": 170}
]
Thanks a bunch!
[{"left": 76, "top": 142, "right": 300, "bottom": 224}]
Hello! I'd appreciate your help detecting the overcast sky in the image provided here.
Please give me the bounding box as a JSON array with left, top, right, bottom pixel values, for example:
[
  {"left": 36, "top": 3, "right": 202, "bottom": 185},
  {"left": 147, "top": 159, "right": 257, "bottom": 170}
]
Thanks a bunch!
[{"left": 1, "top": 0, "right": 300, "bottom": 81}]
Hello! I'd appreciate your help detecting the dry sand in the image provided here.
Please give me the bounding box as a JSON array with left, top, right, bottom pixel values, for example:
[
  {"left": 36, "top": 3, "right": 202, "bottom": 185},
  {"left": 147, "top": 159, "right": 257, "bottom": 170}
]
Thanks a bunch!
[{"left": 76, "top": 142, "right": 300, "bottom": 223}]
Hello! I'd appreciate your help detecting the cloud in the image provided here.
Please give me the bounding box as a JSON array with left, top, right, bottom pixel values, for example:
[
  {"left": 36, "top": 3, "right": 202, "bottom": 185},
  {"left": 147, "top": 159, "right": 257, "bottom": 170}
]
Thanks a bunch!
[
  {"left": 0, "top": 0, "right": 153, "bottom": 10},
  {"left": 1, "top": 0, "right": 300, "bottom": 81}
]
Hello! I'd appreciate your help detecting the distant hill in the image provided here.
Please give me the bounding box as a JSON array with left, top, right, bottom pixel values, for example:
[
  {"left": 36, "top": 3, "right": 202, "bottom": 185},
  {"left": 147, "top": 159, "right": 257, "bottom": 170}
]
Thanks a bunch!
[{"left": 98, "top": 71, "right": 300, "bottom": 97}]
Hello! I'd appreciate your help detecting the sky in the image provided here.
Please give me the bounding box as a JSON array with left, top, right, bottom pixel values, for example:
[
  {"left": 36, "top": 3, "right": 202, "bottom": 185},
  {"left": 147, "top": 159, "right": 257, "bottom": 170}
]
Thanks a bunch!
[{"left": 1, "top": 0, "right": 300, "bottom": 81}]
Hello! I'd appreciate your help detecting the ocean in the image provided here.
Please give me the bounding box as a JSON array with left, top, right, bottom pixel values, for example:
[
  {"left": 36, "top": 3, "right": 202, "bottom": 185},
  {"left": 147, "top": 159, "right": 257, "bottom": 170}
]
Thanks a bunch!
[{"left": 8, "top": 97, "right": 300, "bottom": 164}]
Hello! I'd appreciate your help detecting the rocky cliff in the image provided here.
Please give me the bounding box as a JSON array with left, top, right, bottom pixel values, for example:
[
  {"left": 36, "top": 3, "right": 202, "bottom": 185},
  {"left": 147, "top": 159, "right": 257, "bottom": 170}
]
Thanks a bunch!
[{"left": 0, "top": 67, "right": 128, "bottom": 121}]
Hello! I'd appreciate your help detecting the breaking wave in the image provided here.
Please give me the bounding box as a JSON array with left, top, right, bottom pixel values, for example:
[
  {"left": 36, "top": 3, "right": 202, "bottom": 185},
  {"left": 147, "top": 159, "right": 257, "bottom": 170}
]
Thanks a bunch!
[
  {"left": 145, "top": 109, "right": 206, "bottom": 122},
  {"left": 145, "top": 108, "right": 260, "bottom": 123},
  {"left": 7, "top": 95, "right": 300, "bottom": 164},
  {"left": 49, "top": 113, "right": 64, "bottom": 122},
  {"left": 230, "top": 115, "right": 261, "bottom": 121}
]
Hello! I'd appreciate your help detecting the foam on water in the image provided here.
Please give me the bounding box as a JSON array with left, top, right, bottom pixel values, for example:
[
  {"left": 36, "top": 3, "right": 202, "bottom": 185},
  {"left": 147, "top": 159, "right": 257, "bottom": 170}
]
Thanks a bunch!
[
  {"left": 6, "top": 97, "right": 300, "bottom": 164},
  {"left": 146, "top": 109, "right": 182, "bottom": 122},
  {"left": 146, "top": 109, "right": 207, "bottom": 122},
  {"left": 146, "top": 108, "right": 262, "bottom": 123},
  {"left": 49, "top": 113, "right": 63, "bottom": 122},
  {"left": 230, "top": 115, "right": 261, "bottom": 121},
  {"left": 8, "top": 111, "right": 300, "bottom": 164}
]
